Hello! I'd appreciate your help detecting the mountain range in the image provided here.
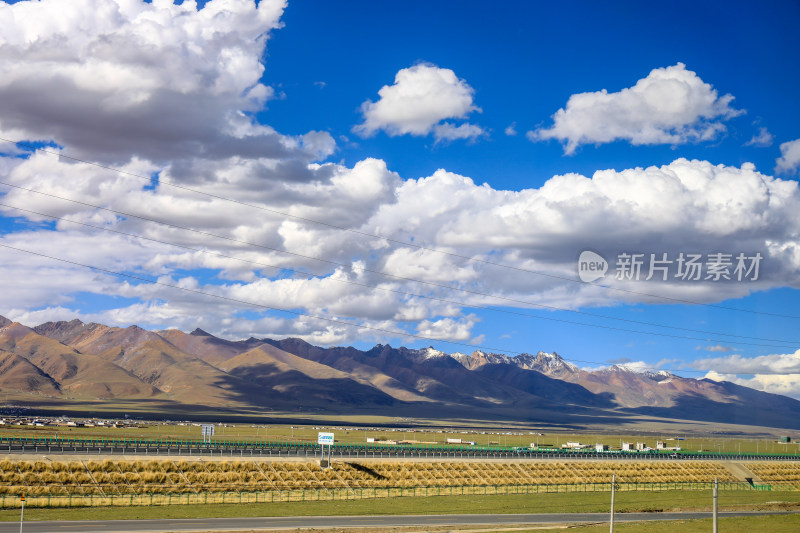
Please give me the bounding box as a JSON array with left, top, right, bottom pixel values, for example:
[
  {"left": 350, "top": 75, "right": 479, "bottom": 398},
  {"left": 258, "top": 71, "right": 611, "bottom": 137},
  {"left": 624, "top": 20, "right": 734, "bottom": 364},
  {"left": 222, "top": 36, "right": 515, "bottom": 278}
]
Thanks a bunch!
[{"left": 1, "top": 315, "right": 798, "bottom": 431}]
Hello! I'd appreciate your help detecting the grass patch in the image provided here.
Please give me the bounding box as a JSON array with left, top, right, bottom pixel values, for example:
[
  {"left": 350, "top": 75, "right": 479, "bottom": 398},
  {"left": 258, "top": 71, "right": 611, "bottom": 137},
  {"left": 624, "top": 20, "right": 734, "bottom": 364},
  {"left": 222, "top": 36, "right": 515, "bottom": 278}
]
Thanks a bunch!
[
  {"left": 3, "top": 422, "right": 799, "bottom": 456},
  {"left": 0, "top": 490, "right": 799, "bottom": 522}
]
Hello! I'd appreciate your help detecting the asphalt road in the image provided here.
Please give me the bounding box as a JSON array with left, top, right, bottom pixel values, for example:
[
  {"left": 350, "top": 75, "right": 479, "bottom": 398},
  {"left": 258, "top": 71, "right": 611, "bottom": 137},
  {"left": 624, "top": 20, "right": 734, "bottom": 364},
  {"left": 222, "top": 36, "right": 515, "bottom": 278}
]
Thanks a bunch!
[{"left": 1, "top": 512, "right": 796, "bottom": 532}]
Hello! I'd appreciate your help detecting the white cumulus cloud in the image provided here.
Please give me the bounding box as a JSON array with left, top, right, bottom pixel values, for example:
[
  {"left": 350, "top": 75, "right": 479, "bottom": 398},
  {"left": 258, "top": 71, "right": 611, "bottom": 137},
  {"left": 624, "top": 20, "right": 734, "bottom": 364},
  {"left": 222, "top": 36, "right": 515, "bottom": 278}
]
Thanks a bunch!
[
  {"left": 5, "top": 151, "right": 800, "bottom": 346},
  {"left": 705, "top": 371, "right": 800, "bottom": 400},
  {"left": 354, "top": 63, "right": 484, "bottom": 142},
  {"left": 694, "top": 350, "right": 800, "bottom": 375},
  {"left": 776, "top": 138, "right": 800, "bottom": 174},
  {"left": 416, "top": 315, "right": 479, "bottom": 341},
  {"left": 697, "top": 349, "right": 800, "bottom": 399},
  {"left": 745, "top": 126, "right": 774, "bottom": 147},
  {"left": 530, "top": 63, "right": 743, "bottom": 154},
  {"left": 0, "top": 0, "right": 335, "bottom": 165}
]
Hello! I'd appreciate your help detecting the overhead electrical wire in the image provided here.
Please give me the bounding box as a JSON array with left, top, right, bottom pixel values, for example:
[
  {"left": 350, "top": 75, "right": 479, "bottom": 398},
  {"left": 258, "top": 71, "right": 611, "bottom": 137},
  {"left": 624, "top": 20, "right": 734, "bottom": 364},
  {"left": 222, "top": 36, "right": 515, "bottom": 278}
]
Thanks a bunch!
[
  {"left": 0, "top": 192, "right": 797, "bottom": 349},
  {"left": 0, "top": 241, "right": 739, "bottom": 374},
  {"left": 0, "top": 138, "right": 797, "bottom": 378},
  {"left": 1, "top": 136, "right": 797, "bottom": 319}
]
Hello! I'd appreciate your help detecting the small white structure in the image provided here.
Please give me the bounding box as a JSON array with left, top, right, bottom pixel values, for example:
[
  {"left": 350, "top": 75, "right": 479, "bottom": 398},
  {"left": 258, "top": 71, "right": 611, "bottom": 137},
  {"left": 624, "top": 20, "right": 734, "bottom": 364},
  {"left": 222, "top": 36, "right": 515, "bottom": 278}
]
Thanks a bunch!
[
  {"left": 562, "top": 441, "right": 589, "bottom": 449},
  {"left": 446, "top": 438, "right": 462, "bottom": 444},
  {"left": 622, "top": 442, "right": 634, "bottom": 451},
  {"left": 595, "top": 443, "right": 609, "bottom": 452},
  {"left": 636, "top": 442, "right": 647, "bottom": 451},
  {"left": 656, "top": 441, "right": 667, "bottom": 450}
]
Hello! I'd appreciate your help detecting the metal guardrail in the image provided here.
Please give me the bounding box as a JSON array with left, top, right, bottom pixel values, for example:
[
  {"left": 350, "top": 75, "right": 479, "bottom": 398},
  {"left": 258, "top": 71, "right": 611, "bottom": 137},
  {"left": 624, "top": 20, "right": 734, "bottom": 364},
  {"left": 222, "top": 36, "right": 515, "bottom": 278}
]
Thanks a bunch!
[{"left": 1, "top": 436, "right": 799, "bottom": 461}]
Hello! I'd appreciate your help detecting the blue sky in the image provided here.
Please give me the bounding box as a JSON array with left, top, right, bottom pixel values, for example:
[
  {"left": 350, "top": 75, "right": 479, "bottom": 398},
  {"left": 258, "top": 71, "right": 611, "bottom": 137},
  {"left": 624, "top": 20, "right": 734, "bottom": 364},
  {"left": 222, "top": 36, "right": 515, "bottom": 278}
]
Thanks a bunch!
[{"left": 1, "top": 0, "right": 800, "bottom": 396}]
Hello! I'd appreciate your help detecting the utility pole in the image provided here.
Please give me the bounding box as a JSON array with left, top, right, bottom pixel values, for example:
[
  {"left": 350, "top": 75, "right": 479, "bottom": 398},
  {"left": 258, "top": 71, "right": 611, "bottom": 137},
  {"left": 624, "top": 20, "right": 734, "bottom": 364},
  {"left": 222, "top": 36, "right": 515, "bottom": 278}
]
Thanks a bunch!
[
  {"left": 712, "top": 477, "right": 718, "bottom": 533},
  {"left": 19, "top": 493, "right": 24, "bottom": 533},
  {"left": 609, "top": 474, "right": 615, "bottom": 533}
]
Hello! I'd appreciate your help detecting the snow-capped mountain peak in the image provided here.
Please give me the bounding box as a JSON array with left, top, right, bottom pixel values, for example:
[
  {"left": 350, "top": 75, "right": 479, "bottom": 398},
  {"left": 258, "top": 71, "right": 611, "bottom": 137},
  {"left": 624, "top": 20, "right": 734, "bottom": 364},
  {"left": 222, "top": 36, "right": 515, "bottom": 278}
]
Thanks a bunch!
[
  {"left": 418, "top": 346, "right": 448, "bottom": 359},
  {"left": 515, "top": 351, "right": 578, "bottom": 374}
]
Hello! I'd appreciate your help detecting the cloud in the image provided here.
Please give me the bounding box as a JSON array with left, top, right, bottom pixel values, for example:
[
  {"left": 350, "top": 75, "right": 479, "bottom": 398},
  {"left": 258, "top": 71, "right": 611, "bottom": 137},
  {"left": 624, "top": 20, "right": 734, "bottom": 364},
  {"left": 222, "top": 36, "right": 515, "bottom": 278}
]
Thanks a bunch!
[
  {"left": 530, "top": 63, "right": 743, "bottom": 154},
  {"left": 416, "top": 315, "right": 479, "bottom": 341},
  {"left": 693, "top": 350, "right": 800, "bottom": 375},
  {"left": 5, "top": 148, "right": 800, "bottom": 346},
  {"left": 776, "top": 138, "right": 800, "bottom": 174},
  {"left": 615, "top": 360, "right": 655, "bottom": 372},
  {"left": 704, "top": 371, "right": 800, "bottom": 400},
  {"left": 745, "top": 127, "right": 774, "bottom": 147},
  {"left": 505, "top": 123, "right": 518, "bottom": 136},
  {"left": 696, "top": 345, "right": 735, "bottom": 352},
  {"left": 353, "top": 63, "right": 484, "bottom": 142},
  {"left": 432, "top": 122, "right": 486, "bottom": 143},
  {"left": 0, "top": 0, "right": 336, "bottom": 165},
  {"left": 368, "top": 158, "right": 800, "bottom": 310}
]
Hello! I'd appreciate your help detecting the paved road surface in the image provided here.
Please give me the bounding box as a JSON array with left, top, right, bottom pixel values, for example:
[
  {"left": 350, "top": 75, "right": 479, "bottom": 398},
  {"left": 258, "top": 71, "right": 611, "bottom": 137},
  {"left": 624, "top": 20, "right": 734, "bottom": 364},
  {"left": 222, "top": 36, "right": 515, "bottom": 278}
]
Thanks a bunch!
[{"left": 2, "top": 511, "right": 796, "bottom": 532}]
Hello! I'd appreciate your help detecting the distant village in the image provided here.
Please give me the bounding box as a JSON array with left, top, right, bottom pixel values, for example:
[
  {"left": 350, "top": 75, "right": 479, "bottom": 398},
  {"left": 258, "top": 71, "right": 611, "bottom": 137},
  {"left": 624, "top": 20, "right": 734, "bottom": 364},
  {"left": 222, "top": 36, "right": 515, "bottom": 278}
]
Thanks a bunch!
[{"left": 0, "top": 416, "right": 144, "bottom": 429}]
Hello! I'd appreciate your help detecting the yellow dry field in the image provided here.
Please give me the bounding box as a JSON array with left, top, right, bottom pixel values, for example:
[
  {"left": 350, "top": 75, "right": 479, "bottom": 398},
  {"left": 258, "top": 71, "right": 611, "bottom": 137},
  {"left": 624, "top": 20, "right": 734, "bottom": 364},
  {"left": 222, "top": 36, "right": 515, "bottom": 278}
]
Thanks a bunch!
[{"left": 0, "top": 458, "right": 796, "bottom": 496}]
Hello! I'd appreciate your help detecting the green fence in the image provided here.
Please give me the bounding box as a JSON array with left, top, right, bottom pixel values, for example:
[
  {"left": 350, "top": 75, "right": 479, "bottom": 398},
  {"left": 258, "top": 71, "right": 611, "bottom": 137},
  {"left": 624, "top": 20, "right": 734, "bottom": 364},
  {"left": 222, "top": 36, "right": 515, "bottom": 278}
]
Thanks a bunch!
[
  {"left": 0, "top": 481, "right": 785, "bottom": 509},
  {"left": 3, "top": 435, "right": 800, "bottom": 461}
]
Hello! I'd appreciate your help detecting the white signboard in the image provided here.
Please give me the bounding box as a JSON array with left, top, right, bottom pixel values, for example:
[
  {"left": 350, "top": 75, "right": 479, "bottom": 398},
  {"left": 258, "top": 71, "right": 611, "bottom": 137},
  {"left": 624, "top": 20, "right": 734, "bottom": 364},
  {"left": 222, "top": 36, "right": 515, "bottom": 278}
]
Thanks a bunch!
[
  {"left": 201, "top": 424, "right": 215, "bottom": 437},
  {"left": 318, "top": 432, "right": 334, "bottom": 445}
]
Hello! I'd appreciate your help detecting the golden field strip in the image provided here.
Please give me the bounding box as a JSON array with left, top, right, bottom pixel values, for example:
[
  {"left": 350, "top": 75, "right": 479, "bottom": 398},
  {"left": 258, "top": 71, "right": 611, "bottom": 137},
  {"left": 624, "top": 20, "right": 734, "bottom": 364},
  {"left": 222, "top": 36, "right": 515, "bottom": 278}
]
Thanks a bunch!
[{"left": 0, "top": 457, "right": 798, "bottom": 499}]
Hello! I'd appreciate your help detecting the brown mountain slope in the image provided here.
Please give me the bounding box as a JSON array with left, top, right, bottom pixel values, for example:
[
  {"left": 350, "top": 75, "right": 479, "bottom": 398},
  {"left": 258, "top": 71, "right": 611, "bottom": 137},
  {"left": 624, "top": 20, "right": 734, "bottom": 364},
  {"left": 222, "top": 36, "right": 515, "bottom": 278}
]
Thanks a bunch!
[
  {"left": 33, "top": 319, "right": 113, "bottom": 348},
  {"left": 10, "top": 317, "right": 800, "bottom": 430},
  {"left": 265, "top": 339, "right": 467, "bottom": 403},
  {"left": 62, "top": 323, "right": 167, "bottom": 356},
  {"left": 220, "top": 344, "right": 395, "bottom": 407},
  {"left": 34, "top": 321, "right": 249, "bottom": 406},
  {"left": 0, "top": 323, "right": 162, "bottom": 400},
  {"left": 163, "top": 328, "right": 431, "bottom": 404},
  {"left": 567, "top": 368, "right": 683, "bottom": 408},
  {"left": 158, "top": 328, "right": 261, "bottom": 366},
  {"left": 0, "top": 348, "right": 61, "bottom": 396},
  {"left": 527, "top": 361, "right": 737, "bottom": 409},
  {"left": 93, "top": 337, "right": 259, "bottom": 407},
  {"left": 268, "top": 339, "right": 531, "bottom": 407},
  {"left": 34, "top": 322, "right": 363, "bottom": 409},
  {"left": 212, "top": 335, "right": 432, "bottom": 403}
]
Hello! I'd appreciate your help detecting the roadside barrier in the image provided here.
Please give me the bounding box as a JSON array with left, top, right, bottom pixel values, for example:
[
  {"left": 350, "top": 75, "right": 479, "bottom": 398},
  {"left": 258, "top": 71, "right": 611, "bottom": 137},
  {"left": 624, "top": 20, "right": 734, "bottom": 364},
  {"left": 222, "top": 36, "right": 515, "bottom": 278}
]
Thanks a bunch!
[{"left": 1, "top": 436, "right": 798, "bottom": 461}]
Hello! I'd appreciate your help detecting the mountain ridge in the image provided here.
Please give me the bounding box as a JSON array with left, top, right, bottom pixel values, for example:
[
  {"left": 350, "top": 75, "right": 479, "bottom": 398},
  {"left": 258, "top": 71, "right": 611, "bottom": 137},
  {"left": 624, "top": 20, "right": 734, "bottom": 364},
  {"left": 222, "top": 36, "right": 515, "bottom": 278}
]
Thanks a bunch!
[{"left": 1, "top": 315, "right": 799, "bottom": 430}]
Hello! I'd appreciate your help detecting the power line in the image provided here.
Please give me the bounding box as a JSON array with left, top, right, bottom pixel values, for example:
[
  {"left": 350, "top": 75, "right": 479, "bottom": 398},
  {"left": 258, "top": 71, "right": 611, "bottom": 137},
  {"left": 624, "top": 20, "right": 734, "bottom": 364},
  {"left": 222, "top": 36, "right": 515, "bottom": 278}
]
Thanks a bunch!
[
  {"left": 0, "top": 241, "right": 732, "bottom": 375},
  {"left": 0, "top": 241, "right": 515, "bottom": 355},
  {"left": 1, "top": 194, "right": 797, "bottom": 348},
  {"left": 1, "top": 136, "right": 796, "bottom": 319}
]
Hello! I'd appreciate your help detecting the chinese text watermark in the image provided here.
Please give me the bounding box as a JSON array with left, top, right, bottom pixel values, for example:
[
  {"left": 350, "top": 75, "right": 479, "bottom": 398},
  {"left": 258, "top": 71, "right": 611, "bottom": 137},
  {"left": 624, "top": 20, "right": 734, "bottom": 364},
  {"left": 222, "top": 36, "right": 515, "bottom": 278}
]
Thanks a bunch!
[{"left": 578, "top": 251, "right": 762, "bottom": 282}]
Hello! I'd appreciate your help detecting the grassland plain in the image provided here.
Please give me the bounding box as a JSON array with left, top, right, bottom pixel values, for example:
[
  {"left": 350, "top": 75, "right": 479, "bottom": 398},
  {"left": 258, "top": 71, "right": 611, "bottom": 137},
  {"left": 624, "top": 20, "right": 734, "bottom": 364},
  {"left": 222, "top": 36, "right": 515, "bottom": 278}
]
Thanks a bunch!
[
  {"left": 2, "top": 423, "right": 798, "bottom": 455},
  {"left": 0, "top": 489, "right": 799, "bottom": 531}
]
